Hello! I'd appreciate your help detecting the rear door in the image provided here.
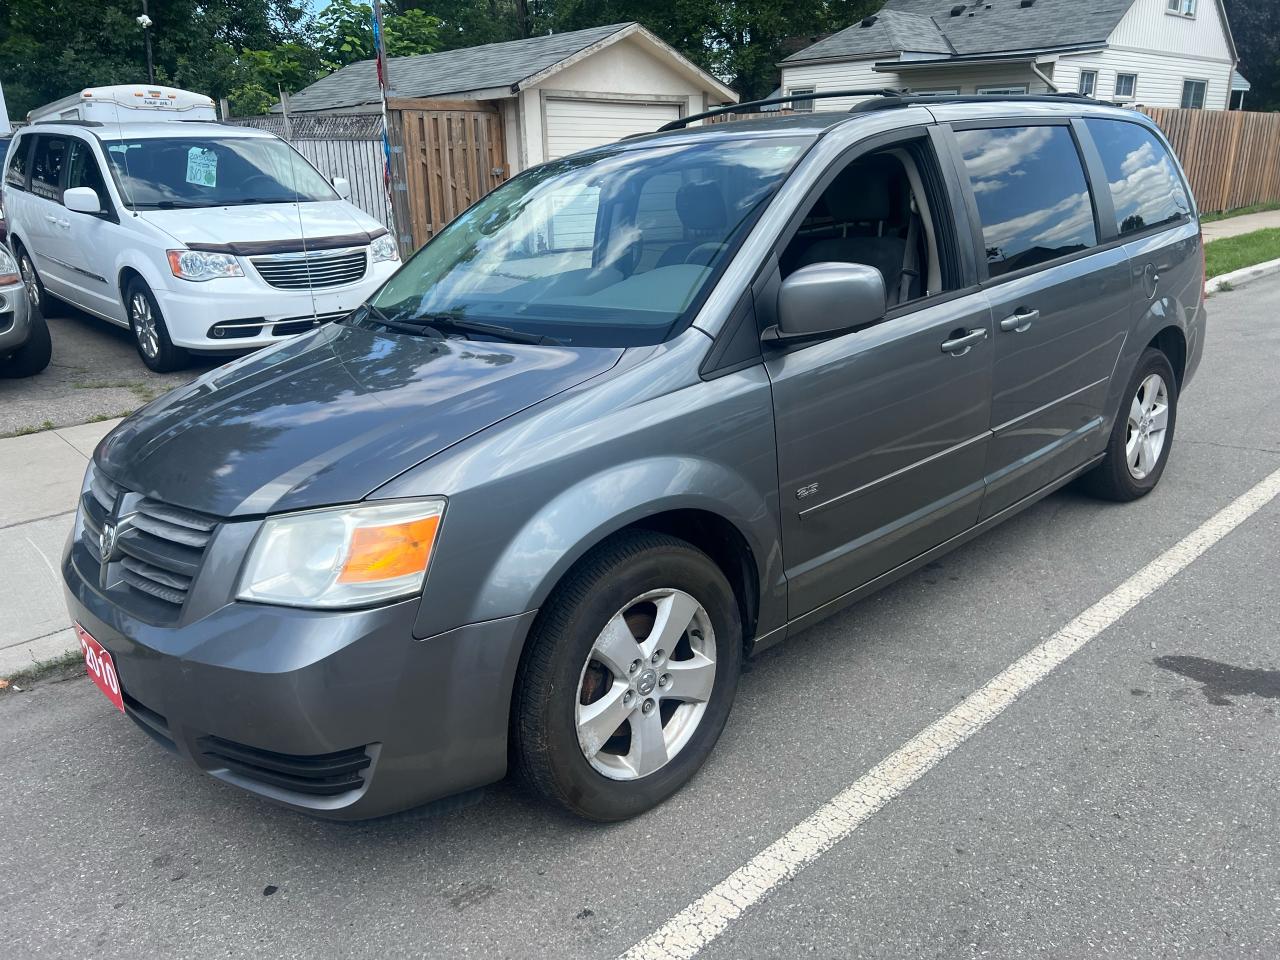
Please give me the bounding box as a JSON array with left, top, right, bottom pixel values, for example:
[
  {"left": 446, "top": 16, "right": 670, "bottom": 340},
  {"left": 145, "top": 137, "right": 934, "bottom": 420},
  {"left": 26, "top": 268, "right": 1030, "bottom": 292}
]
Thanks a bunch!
[
  {"left": 945, "top": 120, "right": 1131, "bottom": 518},
  {"left": 23, "top": 134, "right": 73, "bottom": 294}
]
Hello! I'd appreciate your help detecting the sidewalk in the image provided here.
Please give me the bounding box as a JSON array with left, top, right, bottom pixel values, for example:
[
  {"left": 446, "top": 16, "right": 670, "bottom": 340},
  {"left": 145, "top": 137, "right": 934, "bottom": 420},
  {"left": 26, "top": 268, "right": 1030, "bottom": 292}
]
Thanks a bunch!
[
  {"left": 0, "top": 418, "right": 121, "bottom": 677},
  {"left": 1202, "top": 208, "right": 1280, "bottom": 242}
]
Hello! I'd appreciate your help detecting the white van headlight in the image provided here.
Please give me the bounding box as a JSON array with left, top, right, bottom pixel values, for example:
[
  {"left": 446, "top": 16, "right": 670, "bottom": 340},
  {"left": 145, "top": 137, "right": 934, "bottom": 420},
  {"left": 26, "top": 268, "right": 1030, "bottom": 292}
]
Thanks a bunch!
[
  {"left": 237, "top": 500, "right": 444, "bottom": 608},
  {"left": 167, "top": 250, "right": 244, "bottom": 281},
  {"left": 369, "top": 233, "right": 399, "bottom": 264}
]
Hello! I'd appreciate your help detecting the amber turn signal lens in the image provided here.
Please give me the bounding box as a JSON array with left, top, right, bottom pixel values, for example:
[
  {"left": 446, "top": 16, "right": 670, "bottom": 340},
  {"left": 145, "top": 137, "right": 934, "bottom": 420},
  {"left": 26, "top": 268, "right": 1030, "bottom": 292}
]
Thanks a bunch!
[{"left": 338, "top": 515, "right": 441, "bottom": 583}]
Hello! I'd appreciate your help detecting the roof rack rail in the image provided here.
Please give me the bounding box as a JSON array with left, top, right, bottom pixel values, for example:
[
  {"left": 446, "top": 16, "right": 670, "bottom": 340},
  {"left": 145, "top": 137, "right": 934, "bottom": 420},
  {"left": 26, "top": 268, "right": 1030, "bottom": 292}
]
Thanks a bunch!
[
  {"left": 33, "top": 118, "right": 105, "bottom": 127},
  {"left": 849, "top": 91, "right": 1093, "bottom": 113},
  {"left": 657, "top": 89, "right": 908, "bottom": 131}
]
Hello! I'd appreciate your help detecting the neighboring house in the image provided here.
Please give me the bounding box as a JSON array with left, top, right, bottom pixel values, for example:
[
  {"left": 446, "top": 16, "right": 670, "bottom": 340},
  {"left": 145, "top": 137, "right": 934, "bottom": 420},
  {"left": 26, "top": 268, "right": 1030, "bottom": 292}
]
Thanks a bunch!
[
  {"left": 780, "top": 0, "right": 1240, "bottom": 112},
  {"left": 281, "top": 22, "right": 736, "bottom": 173}
]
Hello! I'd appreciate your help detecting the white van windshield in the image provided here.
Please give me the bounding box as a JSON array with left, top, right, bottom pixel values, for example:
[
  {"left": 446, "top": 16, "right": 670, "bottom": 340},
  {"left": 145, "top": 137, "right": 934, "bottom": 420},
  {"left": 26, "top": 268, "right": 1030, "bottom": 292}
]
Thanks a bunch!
[
  {"left": 102, "top": 136, "right": 337, "bottom": 209},
  {"left": 366, "top": 136, "right": 807, "bottom": 347}
]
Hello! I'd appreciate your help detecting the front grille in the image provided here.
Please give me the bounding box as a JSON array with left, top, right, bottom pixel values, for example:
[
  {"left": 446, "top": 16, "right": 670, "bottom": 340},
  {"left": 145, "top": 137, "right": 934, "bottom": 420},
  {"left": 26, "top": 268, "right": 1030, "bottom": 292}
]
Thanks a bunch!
[
  {"left": 81, "top": 465, "right": 218, "bottom": 614},
  {"left": 251, "top": 248, "right": 367, "bottom": 290},
  {"left": 200, "top": 736, "right": 373, "bottom": 797}
]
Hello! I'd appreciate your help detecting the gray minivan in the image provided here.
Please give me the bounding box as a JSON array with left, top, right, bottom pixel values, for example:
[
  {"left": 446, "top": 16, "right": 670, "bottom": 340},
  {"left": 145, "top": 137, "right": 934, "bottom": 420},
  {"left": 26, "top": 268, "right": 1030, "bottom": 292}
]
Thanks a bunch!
[{"left": 62, "top": 94, "right": 1204, "bottom": 821}]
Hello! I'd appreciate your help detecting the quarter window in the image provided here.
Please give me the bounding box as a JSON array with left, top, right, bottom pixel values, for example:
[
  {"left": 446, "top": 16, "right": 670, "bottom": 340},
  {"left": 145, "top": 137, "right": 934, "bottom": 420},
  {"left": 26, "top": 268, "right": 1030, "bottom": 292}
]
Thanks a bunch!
[
  {"left": 1181, "top": 79, "right": 1207, "bottom": 109},
  {"left": 955, "top": 125, "right": 1098, "bottom": 278},
  {"left": 1079, "top": 70, "right": 1098, "bottom": 97},
  {"left": 1084, "top": 119, "right": 1190, "bottom": 235},
  {"left": 4, "top": 137, "right": 30, "bottom": 188},
  {"left": 1115, "top": 73, "right": 1137, "bottom": 100},
  {"left": 29, "top": 136, "right": 68, "bottom": 201}
]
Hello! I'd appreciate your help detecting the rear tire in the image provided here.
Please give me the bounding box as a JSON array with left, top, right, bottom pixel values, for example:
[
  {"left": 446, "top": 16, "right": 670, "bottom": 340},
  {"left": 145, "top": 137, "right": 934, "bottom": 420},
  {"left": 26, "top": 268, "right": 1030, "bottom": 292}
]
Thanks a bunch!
[
  {"left": 1082, "top": 347, "right": 1178, "bottom": 501},
  {"left": 126, "top": 278, "right": 188, "bottom": 373},
  {"left": 0, "top": 302, "right": 52, "bottom": 378},
  {"left": 514, "top": 531, "right": 742, "bottom": 821}
]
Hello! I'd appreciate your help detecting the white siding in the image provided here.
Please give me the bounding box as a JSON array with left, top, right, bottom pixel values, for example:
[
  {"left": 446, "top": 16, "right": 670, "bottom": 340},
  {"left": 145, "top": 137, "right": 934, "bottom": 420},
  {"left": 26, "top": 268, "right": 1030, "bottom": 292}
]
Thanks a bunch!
[
  {"left": 543, "top": 99, "right": 681, "bottom": 159},
  {"left": 1109, "top": 0, "right": 1232, "bottom": 59},
  {"left": 780, "top": 57, "right": 1052, "bottom": 110},
  {"left": 1055, "top": 48, "right": 1232, "bottom": 109}
]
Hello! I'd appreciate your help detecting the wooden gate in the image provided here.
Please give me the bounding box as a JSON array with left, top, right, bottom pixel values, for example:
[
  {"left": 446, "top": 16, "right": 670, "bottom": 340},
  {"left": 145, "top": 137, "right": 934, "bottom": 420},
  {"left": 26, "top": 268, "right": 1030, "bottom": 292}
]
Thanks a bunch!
[{"left": 388, "top": 99, "right": 509, "bottom": 253}]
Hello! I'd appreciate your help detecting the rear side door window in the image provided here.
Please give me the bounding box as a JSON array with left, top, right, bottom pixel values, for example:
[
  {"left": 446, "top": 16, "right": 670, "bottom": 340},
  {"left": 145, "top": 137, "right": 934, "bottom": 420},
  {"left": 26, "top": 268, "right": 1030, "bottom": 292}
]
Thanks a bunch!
[
  {"left": 953, "top": 124, "right": 1098, "bottom": 277},
  {"left": 29, "top": 135, "right": 69, "bottom": 203},
  {"left": 1083, "top": 119, "right": 1190, "bottom": 235}
]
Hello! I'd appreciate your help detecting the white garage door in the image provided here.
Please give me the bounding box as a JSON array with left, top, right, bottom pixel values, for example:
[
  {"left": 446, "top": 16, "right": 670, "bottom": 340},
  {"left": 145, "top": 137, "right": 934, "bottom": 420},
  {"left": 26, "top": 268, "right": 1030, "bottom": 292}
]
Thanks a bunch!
[{"left": 544, "top": 98, "right": 682, "bottom": 159}]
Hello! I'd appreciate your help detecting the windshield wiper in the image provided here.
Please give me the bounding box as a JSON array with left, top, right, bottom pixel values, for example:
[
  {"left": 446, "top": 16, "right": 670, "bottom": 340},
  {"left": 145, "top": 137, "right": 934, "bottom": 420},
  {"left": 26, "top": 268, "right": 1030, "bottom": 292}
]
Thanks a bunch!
[
  {"left": 403, "top": 314, "right": 561, "bottom": 346},
  {"left": 360, "top": 303, "right": 444, "bottom": 337},
  {"left": 133, "top": 200, "right": 208, "bottom": 209}
]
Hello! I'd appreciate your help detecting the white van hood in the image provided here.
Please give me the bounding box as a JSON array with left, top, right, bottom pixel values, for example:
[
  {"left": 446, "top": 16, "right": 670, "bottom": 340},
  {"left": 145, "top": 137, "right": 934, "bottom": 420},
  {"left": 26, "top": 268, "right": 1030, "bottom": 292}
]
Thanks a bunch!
[{"left": 140, "top": 201, "right": 382, "bottom": 250}]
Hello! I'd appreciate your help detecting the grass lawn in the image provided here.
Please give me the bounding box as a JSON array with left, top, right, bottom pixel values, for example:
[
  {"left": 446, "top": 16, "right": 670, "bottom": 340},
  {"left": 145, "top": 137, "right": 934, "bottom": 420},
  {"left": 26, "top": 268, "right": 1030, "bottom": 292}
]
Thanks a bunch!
[
  {"left": 1201, "top": 200, "right": 1280, "bottom": 224},
  {"left": 1204, "top": 227, "right": 1280, "bottom": 280}
]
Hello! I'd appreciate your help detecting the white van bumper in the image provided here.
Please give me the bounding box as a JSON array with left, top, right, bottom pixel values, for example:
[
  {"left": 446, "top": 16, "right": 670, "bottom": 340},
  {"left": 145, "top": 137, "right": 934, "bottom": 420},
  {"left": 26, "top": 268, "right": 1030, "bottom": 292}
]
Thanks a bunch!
[{"left": 155, "top": 260, "right": 400, "bottom": 351}]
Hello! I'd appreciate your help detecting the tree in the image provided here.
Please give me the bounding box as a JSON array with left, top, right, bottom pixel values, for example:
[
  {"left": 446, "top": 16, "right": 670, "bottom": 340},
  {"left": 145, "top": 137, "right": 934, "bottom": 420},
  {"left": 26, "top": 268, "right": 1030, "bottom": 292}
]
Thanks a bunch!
[
  {"left": 315, "top": 0, "right": 443, "bottom": 71},
  {"left": 1221, "top": 0, "right": 1280, "bottom": 111}
]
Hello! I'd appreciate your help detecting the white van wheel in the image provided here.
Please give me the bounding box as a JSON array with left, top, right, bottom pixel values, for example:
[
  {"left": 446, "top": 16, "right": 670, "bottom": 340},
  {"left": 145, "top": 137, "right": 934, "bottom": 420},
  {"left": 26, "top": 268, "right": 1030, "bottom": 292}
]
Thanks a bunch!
[{"left": 126, "top": 279, "right": 188, "bottom": 373}]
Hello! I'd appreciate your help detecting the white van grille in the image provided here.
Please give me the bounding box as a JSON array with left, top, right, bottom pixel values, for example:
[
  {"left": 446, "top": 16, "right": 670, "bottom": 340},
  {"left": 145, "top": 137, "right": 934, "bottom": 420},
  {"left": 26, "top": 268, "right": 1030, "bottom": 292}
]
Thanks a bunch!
[{"left": 251, "top": 248, "right": 368, "bottom": 290}]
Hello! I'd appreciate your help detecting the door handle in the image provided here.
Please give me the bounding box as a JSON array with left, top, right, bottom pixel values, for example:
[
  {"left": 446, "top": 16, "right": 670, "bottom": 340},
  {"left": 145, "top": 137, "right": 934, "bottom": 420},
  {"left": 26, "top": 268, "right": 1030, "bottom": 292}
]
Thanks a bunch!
[
  {"left": 45, "top": 214, "right": 60, "bottom": 224},
  {"left": 940, "top": 328, "right": 988, "bottom": 356},
  {"left": 999, "top": 308, "right": 1039, "bottom": 333}
]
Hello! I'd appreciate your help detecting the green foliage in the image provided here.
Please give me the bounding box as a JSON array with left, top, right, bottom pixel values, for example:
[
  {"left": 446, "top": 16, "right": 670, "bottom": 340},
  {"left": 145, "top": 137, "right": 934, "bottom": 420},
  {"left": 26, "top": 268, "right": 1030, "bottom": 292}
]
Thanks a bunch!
[
  {"left": 1220, "top": 0, "right": 1280, "bottom": 112},
  {"left": 1204, "top": 227, "right": 1280, "bottom": 279},
  {"left": 316, "top": 0, "right": 442, "bottom": 70}
]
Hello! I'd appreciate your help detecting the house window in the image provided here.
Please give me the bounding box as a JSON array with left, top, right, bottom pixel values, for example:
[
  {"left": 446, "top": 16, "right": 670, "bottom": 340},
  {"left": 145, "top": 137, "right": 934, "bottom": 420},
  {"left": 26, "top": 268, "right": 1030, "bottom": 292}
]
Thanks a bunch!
[
  {"left": 1181, "top": 79, "right": 1207, "bottom": 109},
  {"left": 1078, "top": 70, "right": 1098, "bottom": 97},
  {"left": 1166, "top": 0, "right": 1196, "bottom": 16},
  {"left": 1114, "top": 73, "right": 1137, "bottom": 100},
  {"left": 977, "top": 84, "right": 1029, "bottom": 96},
  {"left": 788, "top": 88, "right": 815, "bottom": 113}
]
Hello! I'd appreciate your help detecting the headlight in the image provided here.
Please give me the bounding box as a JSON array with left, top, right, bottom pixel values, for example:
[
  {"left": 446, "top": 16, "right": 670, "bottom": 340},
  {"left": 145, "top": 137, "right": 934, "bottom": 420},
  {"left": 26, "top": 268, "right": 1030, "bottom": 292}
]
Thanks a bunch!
[
  {"left": 237, "top": 500, "right": 444, "bottom": 608},
  {"left": 369, "top": 233, "right": 399, "bottom": 264},
  {"left": 167, "top": 249, "right": 244, "bottom": 281},
  {"left": 0, "top": 245, "right": 18, "bottom": 285}
]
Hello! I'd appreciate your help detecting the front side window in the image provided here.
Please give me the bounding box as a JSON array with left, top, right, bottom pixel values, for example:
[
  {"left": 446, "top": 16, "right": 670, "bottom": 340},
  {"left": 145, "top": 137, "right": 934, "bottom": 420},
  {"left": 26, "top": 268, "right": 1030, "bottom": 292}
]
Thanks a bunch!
[
  {"left": 1079, "top": 70, "right": 1098, "bottom": 97},
  {"left": 789, "top": 88, "right": 815, "bottom": 113},
  {"left": 1181, "top": 79, "right": 1207, "bottom": 109},
  {"left": 29, "top": 135, "right": 68, "bottom": 201},
  {"left": 67, "top": 140, "right": 109, "bottom": 204},
  {"left": 955, "top": 125, "right": 1098, "bottom": 278},
  {"left": 1115, "top": 73, "right": 1137, "bottom": 100},
  {"left": 100, "top": 136, "right": 337, "bottom": 210},
  {"left": 1085, "top": 119, "right": 1190, "bottom": 235},
  {"left": 368, "top": 137, "right": 807, "bottom": 347},
  {"left": 4, "top": 136, "right": 30, "bottom": 188}
]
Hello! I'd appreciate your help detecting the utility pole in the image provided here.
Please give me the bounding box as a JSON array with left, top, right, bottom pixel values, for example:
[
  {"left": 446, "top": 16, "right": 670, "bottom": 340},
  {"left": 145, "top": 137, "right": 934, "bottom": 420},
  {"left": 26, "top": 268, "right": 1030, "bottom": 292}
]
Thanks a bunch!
[{"left": 137, "top": 0, "right": 155, "bottom": 83}]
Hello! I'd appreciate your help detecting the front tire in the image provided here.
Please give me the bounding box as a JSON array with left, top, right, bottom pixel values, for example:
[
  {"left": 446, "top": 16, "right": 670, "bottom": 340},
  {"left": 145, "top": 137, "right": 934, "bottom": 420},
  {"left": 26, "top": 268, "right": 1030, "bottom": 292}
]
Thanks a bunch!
[
  {"left": 1083, "top": 347, "right": 1178, "bottom": 501},
  {"left": 0, "top": 303, "right": 52, "bottom": 378},
  {"left": 514, "top": 531, "right": 743, "bottom": 821},
  {"left": 126, "top": 278, "right": 188, "bottom": 373}
]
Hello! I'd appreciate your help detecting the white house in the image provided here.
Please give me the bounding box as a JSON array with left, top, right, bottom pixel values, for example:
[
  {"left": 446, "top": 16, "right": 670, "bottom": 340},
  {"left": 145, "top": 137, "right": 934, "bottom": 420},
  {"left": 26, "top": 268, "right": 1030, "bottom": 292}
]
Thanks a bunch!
[
  {"left": 280, "top": 22, "right": 736, "bottom": 173},
  {"left": 780, "top": 0, "right": 1240, "bottom": 112}
]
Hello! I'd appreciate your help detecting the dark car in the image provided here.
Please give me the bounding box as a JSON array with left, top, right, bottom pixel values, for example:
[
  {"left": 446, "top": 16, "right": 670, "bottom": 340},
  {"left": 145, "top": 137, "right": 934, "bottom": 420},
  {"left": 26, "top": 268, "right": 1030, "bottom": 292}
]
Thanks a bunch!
[{"left": 63, "top": 94, "right": 1204, "bottom": 821}]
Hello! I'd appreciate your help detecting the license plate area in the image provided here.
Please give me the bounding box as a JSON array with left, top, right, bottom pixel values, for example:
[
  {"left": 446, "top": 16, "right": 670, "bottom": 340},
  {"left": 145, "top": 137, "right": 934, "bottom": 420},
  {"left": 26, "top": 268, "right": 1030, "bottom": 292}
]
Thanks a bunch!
[{"left": 76, "top": 623, "right": 125, "bottom": 714}]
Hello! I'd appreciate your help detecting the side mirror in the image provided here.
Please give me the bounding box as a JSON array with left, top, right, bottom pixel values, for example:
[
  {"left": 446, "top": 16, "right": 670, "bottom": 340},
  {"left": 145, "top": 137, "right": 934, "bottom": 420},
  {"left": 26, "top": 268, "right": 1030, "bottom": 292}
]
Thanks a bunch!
[
  {"left": 64, "top": 186, "right": 102, "bottom": 215},
  {"left": 771, "top": 262, "right": 886, "bottom": 342},
  {"left": 332, "top": 177, "right": 351, "bottom": 200}
]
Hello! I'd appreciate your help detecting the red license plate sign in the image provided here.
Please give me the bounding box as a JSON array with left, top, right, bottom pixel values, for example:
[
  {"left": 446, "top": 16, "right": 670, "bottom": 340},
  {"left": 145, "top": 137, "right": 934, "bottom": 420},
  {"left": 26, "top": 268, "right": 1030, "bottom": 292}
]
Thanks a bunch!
[{"left": 76, "top": 623, "right": 125, "bottom": 713}]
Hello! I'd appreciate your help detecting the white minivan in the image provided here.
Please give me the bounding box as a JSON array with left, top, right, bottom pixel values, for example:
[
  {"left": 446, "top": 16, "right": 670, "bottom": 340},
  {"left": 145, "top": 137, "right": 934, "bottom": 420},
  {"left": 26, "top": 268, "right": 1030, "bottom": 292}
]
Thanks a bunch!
[{"left": 2, "top": 116, "right": 399, "bottom": 370}]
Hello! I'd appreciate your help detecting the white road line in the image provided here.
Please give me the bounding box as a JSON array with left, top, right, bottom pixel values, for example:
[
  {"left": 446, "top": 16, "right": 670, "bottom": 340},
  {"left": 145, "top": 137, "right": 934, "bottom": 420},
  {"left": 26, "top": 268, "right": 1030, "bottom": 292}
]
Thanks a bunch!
[{"left": 620, "top": 465, "right": 1280, "bottom": 960}]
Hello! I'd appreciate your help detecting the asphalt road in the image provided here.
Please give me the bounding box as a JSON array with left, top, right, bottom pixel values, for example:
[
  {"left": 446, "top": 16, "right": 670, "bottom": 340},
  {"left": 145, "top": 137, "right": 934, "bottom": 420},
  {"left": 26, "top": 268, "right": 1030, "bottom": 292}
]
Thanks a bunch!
[{"left": 4, "top": 276, "right": 1279, "bottom": 959}]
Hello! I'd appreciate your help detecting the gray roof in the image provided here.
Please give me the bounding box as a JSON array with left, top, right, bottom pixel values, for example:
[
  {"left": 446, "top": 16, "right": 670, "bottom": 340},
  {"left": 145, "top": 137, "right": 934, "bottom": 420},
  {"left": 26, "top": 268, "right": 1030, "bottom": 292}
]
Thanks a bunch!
[
  {"left": 283, "top": 23, "right": 633, "bottom": 113},
  {"left": 784, "top": 0, "right": 1135, "bottom": 64}
]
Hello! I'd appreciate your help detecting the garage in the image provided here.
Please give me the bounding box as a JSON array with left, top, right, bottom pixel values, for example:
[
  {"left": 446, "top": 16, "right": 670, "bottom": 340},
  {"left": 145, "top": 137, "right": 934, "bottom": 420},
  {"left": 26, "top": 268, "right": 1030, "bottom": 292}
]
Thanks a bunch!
[{"left": 543, "top": 98, "right": 682, "bottom": 159}]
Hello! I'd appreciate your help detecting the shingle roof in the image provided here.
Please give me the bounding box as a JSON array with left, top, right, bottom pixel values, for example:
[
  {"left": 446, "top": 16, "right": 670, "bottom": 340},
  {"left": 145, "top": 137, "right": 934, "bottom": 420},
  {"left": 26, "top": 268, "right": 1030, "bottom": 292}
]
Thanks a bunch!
[
  {"left": 282, "top": 23, "right": 633, "bottom": 113},
  {"left": 783, "top": 0, "right": 1134, "bottom": 64}
]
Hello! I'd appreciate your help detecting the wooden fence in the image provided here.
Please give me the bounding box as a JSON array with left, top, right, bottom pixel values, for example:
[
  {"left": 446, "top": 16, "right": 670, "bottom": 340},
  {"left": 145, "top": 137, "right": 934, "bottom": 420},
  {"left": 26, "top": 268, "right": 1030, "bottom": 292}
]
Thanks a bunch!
[{"left": 1140, "top": 107, "right": 1280, "bottom": 215}]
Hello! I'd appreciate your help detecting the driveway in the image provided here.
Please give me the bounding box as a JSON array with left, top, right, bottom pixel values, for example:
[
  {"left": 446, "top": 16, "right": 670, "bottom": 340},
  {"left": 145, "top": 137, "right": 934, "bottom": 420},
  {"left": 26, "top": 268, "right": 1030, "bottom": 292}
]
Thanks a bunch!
[
  {"left": 0, "top": 297, "right": 221, "bottom": 437},
  {"left": 2, "top": 277, "right": 1279, "bottom": 959}
]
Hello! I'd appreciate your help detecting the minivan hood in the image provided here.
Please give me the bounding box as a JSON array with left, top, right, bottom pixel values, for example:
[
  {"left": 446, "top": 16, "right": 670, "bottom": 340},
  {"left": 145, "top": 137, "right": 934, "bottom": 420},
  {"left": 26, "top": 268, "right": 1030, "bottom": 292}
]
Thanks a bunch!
[
  {"left": 140, "top": 200, "right": 377, "bottom": 248},
  {"left": 97, "top": 325, "right": 624, "bottom": 517}
]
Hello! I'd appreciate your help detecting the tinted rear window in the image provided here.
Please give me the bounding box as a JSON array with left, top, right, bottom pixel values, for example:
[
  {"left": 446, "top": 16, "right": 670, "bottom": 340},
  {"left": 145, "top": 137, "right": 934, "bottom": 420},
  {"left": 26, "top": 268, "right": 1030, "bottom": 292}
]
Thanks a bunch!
[
  {"left": 955, "top": 125, "right": 1098, "bottom": 278},
  {"left": 1085, "top": 119, "right": 1190, "bottom": 235},
  {"left": 4, "top": 136, "right": 29, "bottom": 188}
]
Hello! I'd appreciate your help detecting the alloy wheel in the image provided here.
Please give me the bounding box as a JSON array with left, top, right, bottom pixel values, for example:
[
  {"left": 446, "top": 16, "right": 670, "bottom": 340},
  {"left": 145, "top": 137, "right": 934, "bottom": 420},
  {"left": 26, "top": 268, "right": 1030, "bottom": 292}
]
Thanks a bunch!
[
  {"left": 130, "top": 292, "right": 160, "bottom": 360},
  {"left": 575, "top": 588, "right": 717, "bottom": 781},
  {"left": 1126, "top": 372, "right": 1170, "bottom": 480},
  {"left": 19, "top": 255, "right": 40, "bottom": 309}
]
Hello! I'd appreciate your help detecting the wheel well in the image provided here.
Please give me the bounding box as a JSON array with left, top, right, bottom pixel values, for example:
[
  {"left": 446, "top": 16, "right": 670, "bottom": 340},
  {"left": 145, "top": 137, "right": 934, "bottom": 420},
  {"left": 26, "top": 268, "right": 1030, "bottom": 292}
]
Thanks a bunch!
[
  {"left": 1148, "top": 326, "right": 1187, "bottom": 388},
  {"left": 118, "top": 266, "right": 144, "bottom": 302},
  {"left": 627, "top": 510, "right": 761, "bottom": 652}
]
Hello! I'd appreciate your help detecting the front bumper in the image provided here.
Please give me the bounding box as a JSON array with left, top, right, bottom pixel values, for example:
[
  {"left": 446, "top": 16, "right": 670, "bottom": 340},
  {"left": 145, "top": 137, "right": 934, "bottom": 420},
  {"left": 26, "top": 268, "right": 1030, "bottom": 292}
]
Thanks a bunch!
[
  {"left": 62, "top": 539, "right": 534, "bottom": 820},
  {"left": 155, "top": 259, "right": 399, "bottom": 351},
  {"left": 0, "top": 280, "right": 32, "bottom": 354}
]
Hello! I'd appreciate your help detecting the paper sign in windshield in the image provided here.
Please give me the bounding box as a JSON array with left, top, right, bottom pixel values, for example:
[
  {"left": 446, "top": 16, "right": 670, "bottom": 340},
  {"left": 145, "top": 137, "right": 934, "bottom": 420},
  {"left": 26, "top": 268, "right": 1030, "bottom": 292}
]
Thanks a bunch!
[{"left": 186, "top": 147, "right": 218, "bottom": 187}]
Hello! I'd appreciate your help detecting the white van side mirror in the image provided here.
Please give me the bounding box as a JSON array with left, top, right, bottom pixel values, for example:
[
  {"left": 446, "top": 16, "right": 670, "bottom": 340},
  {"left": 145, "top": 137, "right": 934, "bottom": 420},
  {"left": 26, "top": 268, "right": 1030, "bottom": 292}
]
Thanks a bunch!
[
  {"left": 64, "top": 187, "right": 103, "bottom": 215},
  {"left": 332, "top": 177, "right": 351, "bottom": 200}
]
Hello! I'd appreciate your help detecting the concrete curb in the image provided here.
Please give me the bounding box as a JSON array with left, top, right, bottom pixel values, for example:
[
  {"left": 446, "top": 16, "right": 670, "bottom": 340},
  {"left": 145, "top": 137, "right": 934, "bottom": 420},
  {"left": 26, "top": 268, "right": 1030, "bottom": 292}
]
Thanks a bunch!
[{"left": 1206, "top": 256, "right": 1280, "bottom": 294}]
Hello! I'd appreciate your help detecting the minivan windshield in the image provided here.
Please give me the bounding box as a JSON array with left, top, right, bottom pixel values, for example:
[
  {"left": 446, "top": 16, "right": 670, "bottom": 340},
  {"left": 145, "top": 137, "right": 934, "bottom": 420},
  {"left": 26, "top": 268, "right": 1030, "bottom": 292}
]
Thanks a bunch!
[
  {"left": 102, "top": 136, "right": 338, "bottom": 209},
  {"left": 366, "top": 136, "right": 808, "bottom": 347}
]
